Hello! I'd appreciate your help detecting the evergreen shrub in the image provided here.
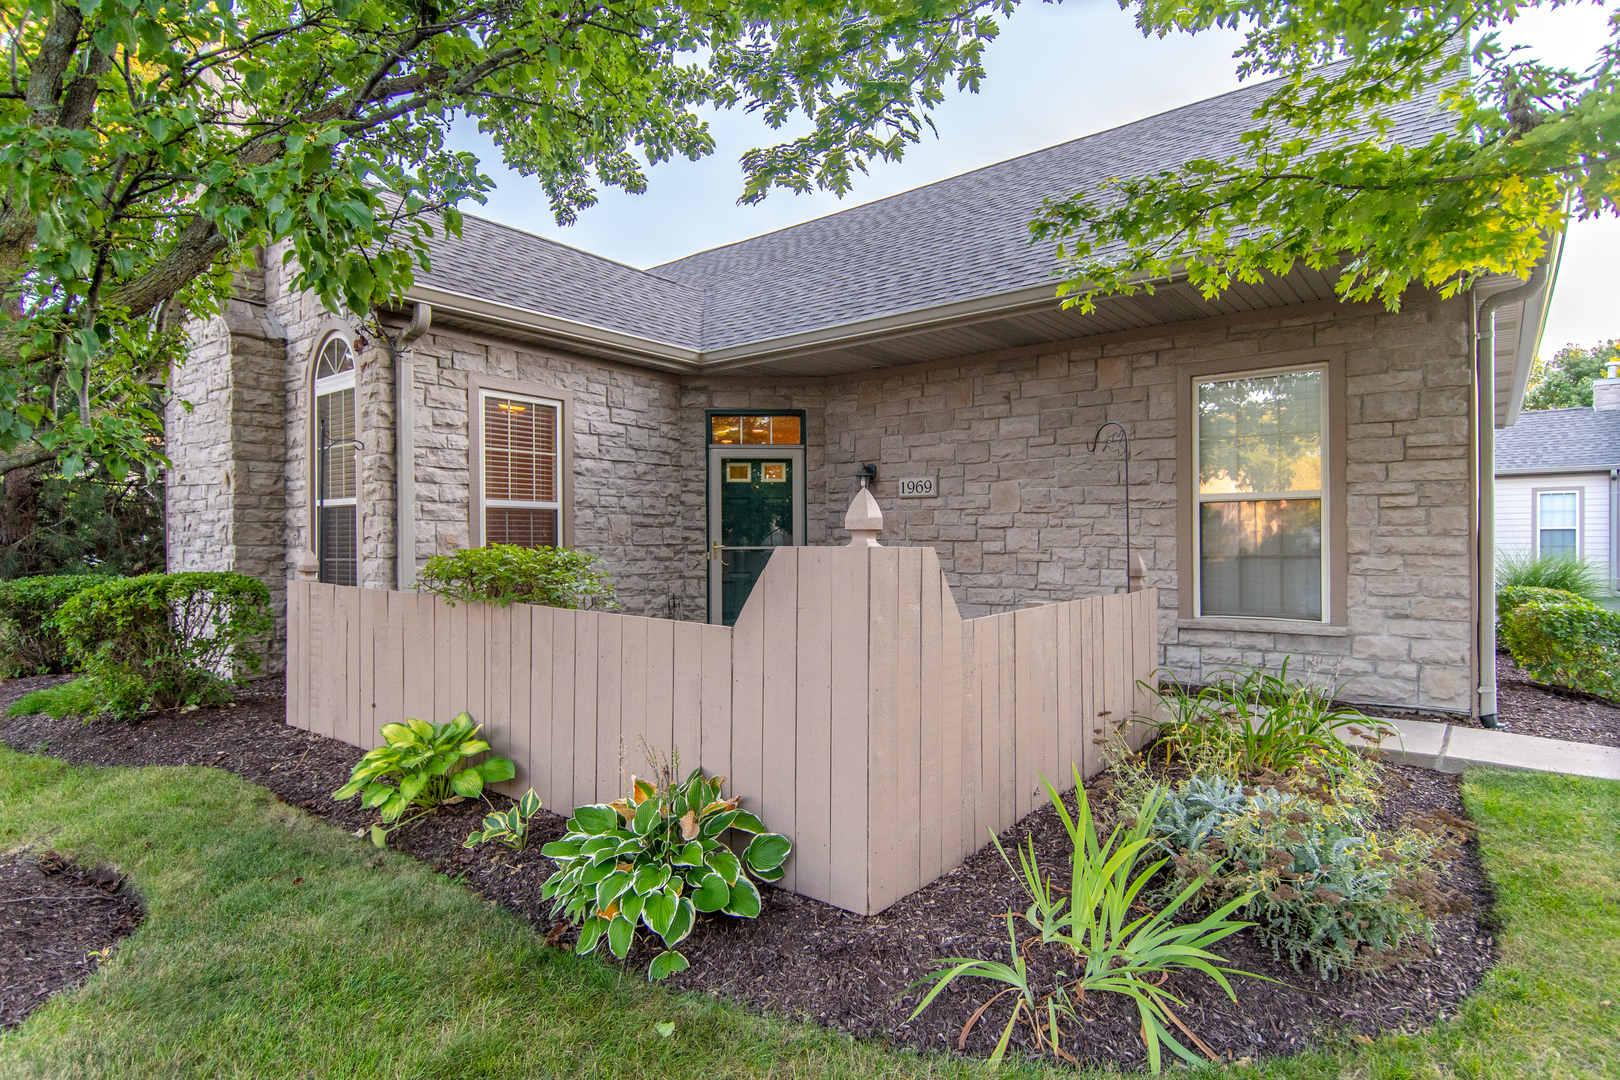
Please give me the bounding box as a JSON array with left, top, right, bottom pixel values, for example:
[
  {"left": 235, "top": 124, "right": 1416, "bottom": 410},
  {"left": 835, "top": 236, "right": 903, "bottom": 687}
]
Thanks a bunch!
[
  {"left": 416, "top": 544, "right": 616, "bottom": 610},
  {"left": 53, "top": 571, "right": 273, "bottom": 717},
  {"left": 0, "top": 574, "right": 110, "bottom": 676}
]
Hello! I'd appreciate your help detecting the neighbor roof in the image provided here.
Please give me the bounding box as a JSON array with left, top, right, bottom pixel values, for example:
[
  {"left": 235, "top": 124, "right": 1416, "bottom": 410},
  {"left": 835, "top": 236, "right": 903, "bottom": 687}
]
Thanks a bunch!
[
  {"left": 407, "top": 74, "right": 1455, "bottom": 363},
  {"left": 1495, "top": 407, "right": 1620, "bottom": 474}
]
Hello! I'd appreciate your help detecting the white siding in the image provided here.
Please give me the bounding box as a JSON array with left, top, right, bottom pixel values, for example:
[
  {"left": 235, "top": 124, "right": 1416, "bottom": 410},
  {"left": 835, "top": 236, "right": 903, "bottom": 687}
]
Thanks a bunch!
[{"left": 1495, "top": 472, "right": 1613, "bottom": 576}]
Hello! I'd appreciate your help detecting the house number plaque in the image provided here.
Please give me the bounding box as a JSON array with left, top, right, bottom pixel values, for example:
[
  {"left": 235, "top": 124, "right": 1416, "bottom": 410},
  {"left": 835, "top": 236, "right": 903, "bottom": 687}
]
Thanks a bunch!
[{"left": 897, "top": 476, "right": 937, "bottom": 498}]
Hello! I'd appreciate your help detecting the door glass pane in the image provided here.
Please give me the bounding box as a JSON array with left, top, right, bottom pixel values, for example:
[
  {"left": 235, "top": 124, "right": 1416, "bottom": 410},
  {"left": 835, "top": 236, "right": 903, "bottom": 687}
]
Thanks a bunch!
[
  {"left": 1200, "top": 498, "right": 1322, "bottom": 619},
  {"left": 722, "top": 549, "right": 774, "bottom": 626},
  {"left": 710, "top": 414, "right": 802, "bottom": 445},
  {"left": 1197, "top": 371, "right": 1322, "bottom": 494},
  {"left": 720, "top": 460, "right": 794, "bottom": 547}
]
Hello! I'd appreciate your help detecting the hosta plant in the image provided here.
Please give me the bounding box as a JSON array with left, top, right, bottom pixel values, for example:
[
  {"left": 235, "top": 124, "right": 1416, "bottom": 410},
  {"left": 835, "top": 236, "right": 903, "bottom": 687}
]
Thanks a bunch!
[
  {"left": 465, "top": 789, "right": 544, "bottom": 852},
  {"left": 333, "top": 712, "right": 516, "bottom": 847},
  {"left": 541, "top": 767, "right": 791, "bottom": 980}
]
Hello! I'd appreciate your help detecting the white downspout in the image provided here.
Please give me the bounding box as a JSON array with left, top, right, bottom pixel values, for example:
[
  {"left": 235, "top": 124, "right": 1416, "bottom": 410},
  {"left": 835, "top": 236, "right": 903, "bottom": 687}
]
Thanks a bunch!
[
  {"left": 395, "top": 303, "right": 431, "bottom": 591},
  {"left": 1475, "top": 260, "right": 1552, "bottom": 727}
]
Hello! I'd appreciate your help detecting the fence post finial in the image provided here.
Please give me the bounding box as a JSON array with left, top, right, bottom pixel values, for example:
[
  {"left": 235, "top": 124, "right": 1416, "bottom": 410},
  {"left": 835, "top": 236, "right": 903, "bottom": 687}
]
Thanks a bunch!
[
  {"left": 845, "top": 487, "right": 883, "bottom": 547},
  {"left": 294, "top": 549, "right": 319, "bottom": 581},
  {"left": 1128, "top": 554, "right": 1147, "bottom": 592}
]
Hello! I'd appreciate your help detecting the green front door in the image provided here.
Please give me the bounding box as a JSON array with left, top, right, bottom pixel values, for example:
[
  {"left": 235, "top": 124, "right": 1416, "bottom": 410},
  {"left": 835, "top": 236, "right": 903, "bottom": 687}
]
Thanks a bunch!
[{"left": 716, "top": 457, "right": 795, "bottom": 625}]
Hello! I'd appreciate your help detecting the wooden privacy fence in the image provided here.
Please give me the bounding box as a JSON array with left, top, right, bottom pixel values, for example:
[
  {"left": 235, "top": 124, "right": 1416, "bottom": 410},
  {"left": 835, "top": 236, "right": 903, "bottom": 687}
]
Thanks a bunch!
[{"left": 287, "top": 547, "right": 1160, "bottom": 915}]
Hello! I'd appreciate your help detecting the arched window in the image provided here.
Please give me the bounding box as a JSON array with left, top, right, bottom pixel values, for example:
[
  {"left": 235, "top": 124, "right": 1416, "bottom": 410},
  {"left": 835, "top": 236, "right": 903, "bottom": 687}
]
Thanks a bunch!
[{"left": 313, "top": 337, "right": 358, "bottom": 586}]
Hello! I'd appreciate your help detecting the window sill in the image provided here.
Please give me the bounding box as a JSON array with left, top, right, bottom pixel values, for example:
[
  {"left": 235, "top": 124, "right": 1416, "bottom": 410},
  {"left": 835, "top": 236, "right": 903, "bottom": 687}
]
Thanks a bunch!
[{"left": 1176, "top": 617, "right": 1350, "bottom": 637}]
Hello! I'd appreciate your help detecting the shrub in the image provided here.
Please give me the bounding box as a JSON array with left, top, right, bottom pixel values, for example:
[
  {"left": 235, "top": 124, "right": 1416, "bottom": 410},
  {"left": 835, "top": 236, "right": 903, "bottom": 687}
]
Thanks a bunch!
[
  {"left": 1496, "top": 584, "right": 1596, "bottom": 623},
  {"left": 52, "top": 571, "right": 273, "bottom": 718},
  {"left": 1496, "top": 549, "right": 1608, "bottom": 601},
  {"left": 541, "top": 760, "right": 790, "bottom": 980},
  {"left": 416, "top": 544, "right": 616, "bottom": 609},
  {"left": 0, "top": 574, "right": 110, "bottom": 676},
  {"left": 1501, "top": 600, "right": 1620, "bottom": 700},
  {"left": 465, "top": 789, "right": 544, "bottom": 852},
  {"left": 909, "top": 774, "right": 1255, "bottom": 1072},
  {"left": 1141, "top": 663, "right": 1392, "bottom": 779},
  {"left": 334, "top": 712, "right": 517, "bottom": 846},
  {"left": 1150, "top": 777, "right": 1472, "bottom": 979}
]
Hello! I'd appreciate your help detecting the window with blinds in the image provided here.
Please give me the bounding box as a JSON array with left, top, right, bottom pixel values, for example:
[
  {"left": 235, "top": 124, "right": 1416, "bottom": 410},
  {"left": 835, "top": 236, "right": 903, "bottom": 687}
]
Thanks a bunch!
[
  {"left": 1537, "top": 491, "right": 1579, "bottom": 560},
  {"left": 481, "top": 391, "right": 561, "bottom": 548},
  {"left": 1194, "top": 367, "right": 1325, "bottom": 621},
  {"left": 313, "top": 337, "right": 357, "bottom": 586}
]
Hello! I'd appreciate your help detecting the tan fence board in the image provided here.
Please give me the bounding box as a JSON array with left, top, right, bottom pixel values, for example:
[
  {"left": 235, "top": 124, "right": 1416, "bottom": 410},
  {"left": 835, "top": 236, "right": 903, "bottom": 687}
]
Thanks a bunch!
[
  {"left": 486, "top": 602, "right": 513, "bottom": 773},
  {"left": 700, "top": 621, "right": 732, "bottom": 799},
  {"left": 618, "top": 616, "right": 648, "bottom": 784},
  {"left": 865, "top": 548, "right": 900, "bottom": 911},
  {"left": 595, "top": 613, "right": 623, "bottom": 800},
  {"left": 918, "top": 551, "right": 943, "bottom": 885},
  {"left": 938, "top": 567, "right": 966, "bottom": 867},
  {"left": 286, "top": 582, "right": 306, "bottom": 733},
  {"left": 671, "top": 620, "right": 704, "bottom": 779},
  {"left": 793, "top": 548, "right": 834, "bottom": 902},
  {"left": 729, "top": 585, "right": 765, "bottom": 818},
  {"left": 571, "top": 610, "right": 600, "bottom": 809},
  {"left": 759, "top": 548, "right": 799, "bottom": 886},
  {"left": 504, "top": 604, "right": 532, "bottom": 798},
  {"left": 828, "top": 547, "right": 870, "bottom": 915}
]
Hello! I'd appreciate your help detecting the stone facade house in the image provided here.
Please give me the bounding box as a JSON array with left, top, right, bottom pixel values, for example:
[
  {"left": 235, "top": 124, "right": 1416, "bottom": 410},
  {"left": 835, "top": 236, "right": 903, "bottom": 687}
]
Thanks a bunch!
[{"left": 167, "top": 77, "right": 1559, "bottom": 721}]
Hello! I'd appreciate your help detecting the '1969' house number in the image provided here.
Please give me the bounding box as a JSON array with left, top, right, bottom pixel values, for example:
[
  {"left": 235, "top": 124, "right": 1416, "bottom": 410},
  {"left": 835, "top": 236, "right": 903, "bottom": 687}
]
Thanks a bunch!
[{"left": 897, "top": 477, "right": 937, "bottom": 498}]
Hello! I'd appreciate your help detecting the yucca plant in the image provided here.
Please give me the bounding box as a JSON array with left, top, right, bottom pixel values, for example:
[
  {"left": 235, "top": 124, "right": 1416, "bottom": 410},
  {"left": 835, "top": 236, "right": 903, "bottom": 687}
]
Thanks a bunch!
[
  {"left": 333, "top": 712, "right": 516, "bottom": 846},
  {"left": 910, "top": 773, "right": 1258, "bottom": 1071}
]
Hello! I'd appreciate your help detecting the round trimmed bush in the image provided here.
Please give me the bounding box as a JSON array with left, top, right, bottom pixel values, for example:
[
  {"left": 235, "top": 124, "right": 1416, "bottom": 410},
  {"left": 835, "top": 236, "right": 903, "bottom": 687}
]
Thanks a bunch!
[
  {"left": 1501, "top": 599, "right": 1620, "bottom": 701},
  {"left": 0, "top": 574, "right": 112, "bottom": 676},
  {"left": 54, "top": 571, "right": 273, "bottom": 717},
  {"left": 1496, "top": 584, "right": 1597, "bottom": 623}
]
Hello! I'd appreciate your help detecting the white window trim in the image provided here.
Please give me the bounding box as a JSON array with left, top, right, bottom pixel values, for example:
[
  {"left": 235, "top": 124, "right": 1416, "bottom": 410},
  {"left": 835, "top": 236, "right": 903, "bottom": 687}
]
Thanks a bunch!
[
  {"left": 1534, "top": 488, "right": 1583, "bottom": 559},
  {"left": 1190, "top": 362, "right": 1329, "bottom": 623},
  {"left": 477, "top": 388, "right": 564, "bottom": 545},
  {"left": 312, "top": 340, "right": 358, "bottom": 581}
]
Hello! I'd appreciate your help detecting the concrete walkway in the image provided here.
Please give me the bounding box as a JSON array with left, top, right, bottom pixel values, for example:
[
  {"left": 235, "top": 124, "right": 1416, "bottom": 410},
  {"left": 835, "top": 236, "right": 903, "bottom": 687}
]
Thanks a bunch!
[{"left": 1349, "top": 716, "right": 1620, "bottom": 781}]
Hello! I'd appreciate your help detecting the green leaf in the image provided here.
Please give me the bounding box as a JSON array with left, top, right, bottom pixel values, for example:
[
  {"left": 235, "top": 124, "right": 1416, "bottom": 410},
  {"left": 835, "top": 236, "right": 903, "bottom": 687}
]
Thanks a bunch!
[
  {"left": 653, "top": 1021, "right": 675, "bottom": 1038},
  {"left": 577, "top": 916, "right": 606, "bottom": 956},
  {"left": 673, "top": 842, "right": 705, "bottom": 867},
  {"left": 618, "top": 891, "right": 646, "bottom": 925},
  {"left": 665, "top": 897, "right": 695, "bottom": 945},
  {"left": 633, "top": 863, "right": 670, "bottom": 895},
  {"left": 744, "top": 833, "right": 792, "bottom": 872},
  {"left": 370, "top": 824, "right": 389, "bottom": 848},
  {"left": 701, "top": 809, "right": 739, "bottom": 835},
  {"left": 519, "top": 789, "right": 542, "bottom": 817},
  {"left": 596, "top": 871, "right": 633, "bottom": 911},
  {"left": 642, "top": 890, "right": 676, "bottom": 936},
  {"left": 647, "top": 950, "right": 689, "bottom": 981},
  {"left": 633, "top": 797, "right": 661, "bottom": 835},
  {"left": 692, "top": 872, "right": 730, "bottom": 913},
  {"left": 704, "top": 848, "right": 741, "bottom": 885},
  {"left": 478, "top": 757, "right": 515, "bottom": 783},
  {"left": 729, "top": 811, "right": 768, "bottom": 834},
  {"left": 724, "top": 877, "right": 761, "bottom": 918},
  {"left": 540, "top": 838, "right": 584, "bottom": 859},
  {"left": 450, "top": 767, "right": 484, "bottom": 798},
  {"left": 608, "top": 914, "right": 637, "bottom": 959},
  {"left": 573, "top": 805, "right": 620, "bottom": 834}
]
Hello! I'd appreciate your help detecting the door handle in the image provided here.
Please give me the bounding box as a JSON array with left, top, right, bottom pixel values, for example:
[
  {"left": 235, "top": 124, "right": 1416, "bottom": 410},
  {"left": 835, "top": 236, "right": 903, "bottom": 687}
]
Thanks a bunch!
[{"left": 708, "top": 540, "right": 721, "bottom": 561}]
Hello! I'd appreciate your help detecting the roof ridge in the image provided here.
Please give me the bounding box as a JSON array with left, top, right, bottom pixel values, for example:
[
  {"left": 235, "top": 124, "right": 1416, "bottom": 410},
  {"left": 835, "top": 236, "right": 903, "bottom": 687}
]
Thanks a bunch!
[
  {"left": 648, "top": 72, "right": 1292, "bottom": 275},
  {"left": 455, "top": 207, "right": 700, "bottom": 293}
]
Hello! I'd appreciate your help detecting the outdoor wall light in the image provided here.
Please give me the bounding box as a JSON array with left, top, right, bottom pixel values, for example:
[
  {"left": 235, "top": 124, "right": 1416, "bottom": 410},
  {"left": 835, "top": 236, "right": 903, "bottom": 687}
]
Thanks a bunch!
[{"left": 857, "top": 463, "right": 877, "bottom": 489}]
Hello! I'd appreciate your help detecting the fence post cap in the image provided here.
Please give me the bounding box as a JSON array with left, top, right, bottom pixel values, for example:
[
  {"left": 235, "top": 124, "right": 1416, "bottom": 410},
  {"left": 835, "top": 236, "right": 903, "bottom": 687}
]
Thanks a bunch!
[
  {"left": 845, "top": 487, "right": 883, "bottom": 546},
  {"left": 294, "top": 549, "right": 320, "bottom": 580}
]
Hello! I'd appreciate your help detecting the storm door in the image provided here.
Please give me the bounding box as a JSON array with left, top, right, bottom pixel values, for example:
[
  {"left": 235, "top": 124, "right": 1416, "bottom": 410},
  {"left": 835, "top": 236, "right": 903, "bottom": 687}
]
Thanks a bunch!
[{"left": 706, "top": 414, "right": 806, "bottom": 625}]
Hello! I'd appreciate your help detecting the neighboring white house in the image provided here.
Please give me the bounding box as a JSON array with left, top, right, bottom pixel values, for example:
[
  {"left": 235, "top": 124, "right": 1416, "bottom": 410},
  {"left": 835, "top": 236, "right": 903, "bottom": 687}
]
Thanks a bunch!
[{"left": 1495, "top": 365, "right": 1620, "bottom": 594}]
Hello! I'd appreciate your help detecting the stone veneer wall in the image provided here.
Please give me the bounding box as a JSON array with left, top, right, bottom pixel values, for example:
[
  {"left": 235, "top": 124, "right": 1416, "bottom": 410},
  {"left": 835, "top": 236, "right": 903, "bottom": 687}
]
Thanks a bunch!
[
  {"left": 184, "top": 257, "right": 1476, "bottom": 710},
  {"left": 165, "top": 257, "right": 291, "bottom": 666},
  {"left": 682, "top": 289, "right": 1477, "bottom": 712}
]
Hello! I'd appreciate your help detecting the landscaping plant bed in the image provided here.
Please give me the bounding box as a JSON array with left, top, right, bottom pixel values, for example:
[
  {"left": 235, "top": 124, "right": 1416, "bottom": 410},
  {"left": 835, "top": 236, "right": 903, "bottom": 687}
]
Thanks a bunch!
[
  {"left": 1491, "top": 652, "right": 1620, "bottom": 748},
  {"left": 1, "top": 674, "right": 1497, "bottom": 1068},
  {"left": 0, "top": 849, "right": 144, "bottom": 1029}
]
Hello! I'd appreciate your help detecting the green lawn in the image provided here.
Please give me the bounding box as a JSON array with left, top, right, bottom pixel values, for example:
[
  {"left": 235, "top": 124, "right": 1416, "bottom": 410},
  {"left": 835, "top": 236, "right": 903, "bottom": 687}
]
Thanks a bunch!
[{"left": 0, "top": 748, "right": 1615, "bottom": 1079}]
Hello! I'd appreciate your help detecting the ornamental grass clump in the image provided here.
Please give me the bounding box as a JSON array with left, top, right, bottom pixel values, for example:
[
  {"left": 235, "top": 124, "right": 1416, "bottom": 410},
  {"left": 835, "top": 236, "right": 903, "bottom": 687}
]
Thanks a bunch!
[
  {"left": 0, "top": 573, "right": 110, "bottom": 676},
  {"left": 50, "top": 571, "right": 272, "bottom": 718},
  {"left": 542, "top": 757, "right": 790, "bottom": 980},
  {"left": 416, "top": 544, "right": 616, "bottom": 610},
  {"left": 1141, "top": 662, "right": 1393, "bottom": 779},
  {"left": 1149, "top": 775, "right": 1474, "bottom": 980},
  {"left": 909, "top": 772, "right": 1258, "bottom": 1072},
  {"left": 1496, "top": 549, "right": 1608, "bottom": 601}
]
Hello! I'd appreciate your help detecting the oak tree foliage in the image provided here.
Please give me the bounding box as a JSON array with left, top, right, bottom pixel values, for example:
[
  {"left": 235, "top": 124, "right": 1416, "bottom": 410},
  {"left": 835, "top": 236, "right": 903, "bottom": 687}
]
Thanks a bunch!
[
  {"left": 1033, "top": 0, "right": 1619, "bottom": 314},
  {"left": 0, "top": 0, "right": 1014, "bottom": 477}
]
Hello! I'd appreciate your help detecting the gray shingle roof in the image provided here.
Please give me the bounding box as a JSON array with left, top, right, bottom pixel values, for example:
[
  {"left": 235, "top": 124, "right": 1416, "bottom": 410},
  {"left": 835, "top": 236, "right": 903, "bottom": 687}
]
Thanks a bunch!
[
  {"left": 1496, "top": 407, "right": 1620, "bottom": 473},
  {"left": 415, "top": 76, "right": 1453, "bottom": 354}
]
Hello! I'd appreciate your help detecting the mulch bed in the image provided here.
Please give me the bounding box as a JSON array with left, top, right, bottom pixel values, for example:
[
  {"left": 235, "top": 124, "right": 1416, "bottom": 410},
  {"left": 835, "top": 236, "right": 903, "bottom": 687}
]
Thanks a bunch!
[
  {"left": 1491, "top": 652, "right": 1620, "bottom": 748},
  {"left": 0, "top": 849, "right": 144, "bottom": 1029},
  {"left": 1, "top": 673, "right": 1499, "bottom": 1068}
]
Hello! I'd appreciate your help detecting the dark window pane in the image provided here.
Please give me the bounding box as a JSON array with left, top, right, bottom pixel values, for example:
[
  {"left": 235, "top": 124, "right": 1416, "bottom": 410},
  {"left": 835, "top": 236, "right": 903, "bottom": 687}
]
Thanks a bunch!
[
  {"left": 319, "top": 504, "right": 357, "bottom": 586},
  {"left": 486, "top": 507, "right": 559, "bottom": 549},
  {"left": 1200, "top": 498, "right": 1322, "bottom": 620},
  {"left": 720, "top": 459, "right": 794, "bottom": 547}
]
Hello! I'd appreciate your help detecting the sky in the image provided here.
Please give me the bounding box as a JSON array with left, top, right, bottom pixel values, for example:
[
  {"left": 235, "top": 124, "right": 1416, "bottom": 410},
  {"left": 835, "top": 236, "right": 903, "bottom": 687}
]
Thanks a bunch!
[{"left": 446, "top": 0, "right": 1616, "bottom": 356}]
